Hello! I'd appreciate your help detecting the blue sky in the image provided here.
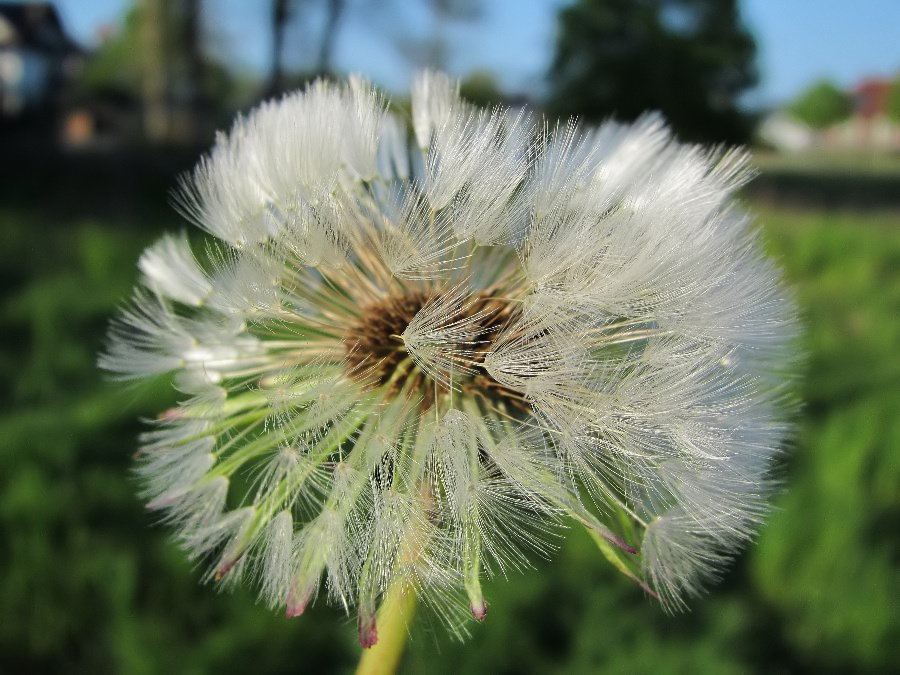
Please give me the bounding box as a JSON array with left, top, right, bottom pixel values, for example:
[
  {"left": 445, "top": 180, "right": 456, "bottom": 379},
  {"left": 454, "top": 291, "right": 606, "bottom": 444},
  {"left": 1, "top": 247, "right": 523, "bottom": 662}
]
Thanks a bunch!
[{"left": 47, "top": 0, "right": 900, "bottom": 107}]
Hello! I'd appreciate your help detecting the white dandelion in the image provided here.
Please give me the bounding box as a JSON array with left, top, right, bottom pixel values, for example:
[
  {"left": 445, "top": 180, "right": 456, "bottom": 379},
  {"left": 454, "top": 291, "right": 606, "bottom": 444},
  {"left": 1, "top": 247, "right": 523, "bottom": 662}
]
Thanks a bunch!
[{"left": 101, "top": 71, "right": 797, "bottom": 647}]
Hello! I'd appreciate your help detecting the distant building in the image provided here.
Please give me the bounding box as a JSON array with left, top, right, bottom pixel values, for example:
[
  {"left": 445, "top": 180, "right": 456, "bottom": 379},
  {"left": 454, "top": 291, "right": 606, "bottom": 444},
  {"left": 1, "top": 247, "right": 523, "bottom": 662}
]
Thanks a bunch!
[
  {"left": 757, "top": 112, "right": 816, "bottom": 152},
  {"left": 767, "top": 77, "right": 900, "bottom": 153},
  {"left": 826, "top": 77, "right": 900, "bottom": 151},
  {"left": 854, "top": 78, "right": 892, "bottom": 119},
  {"left": 0, "top": 2, "right": 84, "bottom": 117}
]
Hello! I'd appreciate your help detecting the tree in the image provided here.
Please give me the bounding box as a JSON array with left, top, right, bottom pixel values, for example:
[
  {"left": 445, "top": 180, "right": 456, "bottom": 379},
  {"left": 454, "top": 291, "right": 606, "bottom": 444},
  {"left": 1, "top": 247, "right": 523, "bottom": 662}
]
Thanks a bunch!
[
  {"left": 391, "top": 0, "right": 482, "bottom": 72},
  {"left": 546, "top": 0, "right": 758, "bottom": 143},
  {"left": 263, "top": 0, "right": 483, "bottom": 97},
  {"left": 268, "top": 0, "right": 293, "bottom": 94},
  {"left": 140, "top": 0, "right": 170, "bottom": 141},
  {"left": 267, "top": 0, "right": 348, "bottom": 96},
  {"left": 459, "top": 70, "right": 504, "bottom": 108},
  {"left": 316, "top": 0, "right": 347, "bottom": 75},
  {"left": 788, "top": 80, "right": 852, "bottom": 129},
  {"left": 886, "top": 76, "right": 900, "bottom": 123},
  {"left": 77, "top": 0, "right": 236, "bottom": 143}
]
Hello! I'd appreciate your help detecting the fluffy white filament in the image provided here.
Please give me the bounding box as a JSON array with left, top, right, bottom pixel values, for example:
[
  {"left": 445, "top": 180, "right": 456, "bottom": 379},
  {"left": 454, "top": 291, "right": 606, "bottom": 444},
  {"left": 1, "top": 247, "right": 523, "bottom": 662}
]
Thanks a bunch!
[{"left": 102, "top": 71, "right": 797, "bottom": 644}]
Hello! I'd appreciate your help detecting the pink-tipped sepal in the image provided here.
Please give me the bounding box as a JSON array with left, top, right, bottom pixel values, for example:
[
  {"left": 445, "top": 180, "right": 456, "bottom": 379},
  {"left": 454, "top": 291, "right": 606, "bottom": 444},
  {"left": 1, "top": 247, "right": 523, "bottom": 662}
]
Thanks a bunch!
[
  {"left": 470, "top": 599, "right": 488, "bottom": 622},
  {"left": 357, "top": 611, "right": 379, "bottom": 649}
]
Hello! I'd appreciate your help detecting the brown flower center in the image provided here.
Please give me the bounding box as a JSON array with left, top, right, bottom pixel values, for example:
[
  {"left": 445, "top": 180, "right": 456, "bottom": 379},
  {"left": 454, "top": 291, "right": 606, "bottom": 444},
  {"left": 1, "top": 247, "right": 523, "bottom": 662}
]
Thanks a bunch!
[{"left": 343, "top": 291, "right": 528, "bottom": 413}]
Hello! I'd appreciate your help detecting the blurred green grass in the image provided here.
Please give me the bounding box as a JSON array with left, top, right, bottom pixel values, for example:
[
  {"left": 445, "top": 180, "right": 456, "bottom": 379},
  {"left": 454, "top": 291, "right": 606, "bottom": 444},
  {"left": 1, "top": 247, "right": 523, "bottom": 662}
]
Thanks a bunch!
[{"left": 1, "top": 164, "right": 898, "bottom": 673}]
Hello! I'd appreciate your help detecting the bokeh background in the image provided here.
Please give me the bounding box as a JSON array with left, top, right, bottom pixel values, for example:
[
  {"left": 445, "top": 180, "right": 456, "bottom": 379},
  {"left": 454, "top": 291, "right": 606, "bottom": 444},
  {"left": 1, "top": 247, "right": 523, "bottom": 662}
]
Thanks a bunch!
[{"left": 2, "top": 1, "right": 899, "bottom": 673}]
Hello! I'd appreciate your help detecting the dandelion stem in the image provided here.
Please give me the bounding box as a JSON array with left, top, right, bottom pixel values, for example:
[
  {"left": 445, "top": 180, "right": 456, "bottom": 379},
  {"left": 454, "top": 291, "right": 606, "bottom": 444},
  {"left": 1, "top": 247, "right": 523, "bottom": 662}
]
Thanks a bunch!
[{"left": 355, "top": 581, "right": 417, "bottom": 675}]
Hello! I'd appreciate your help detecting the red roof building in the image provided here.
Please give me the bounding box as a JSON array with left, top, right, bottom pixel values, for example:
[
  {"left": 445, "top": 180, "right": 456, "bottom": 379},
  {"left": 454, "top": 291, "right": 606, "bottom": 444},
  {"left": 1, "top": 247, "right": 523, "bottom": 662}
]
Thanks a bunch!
[{"left": 853, "top": 78, "right": 892, "bottom": 119}]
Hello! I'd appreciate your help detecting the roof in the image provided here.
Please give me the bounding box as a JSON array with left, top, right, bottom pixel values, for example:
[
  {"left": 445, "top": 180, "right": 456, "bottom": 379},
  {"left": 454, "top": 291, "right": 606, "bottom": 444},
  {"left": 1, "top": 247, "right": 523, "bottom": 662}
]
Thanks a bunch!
[
  {"left": 853, "top": 78, "right": 893, "bottom": 119},
  {"left": 0, "top": 2, "right": 82, "bottom": 53}
]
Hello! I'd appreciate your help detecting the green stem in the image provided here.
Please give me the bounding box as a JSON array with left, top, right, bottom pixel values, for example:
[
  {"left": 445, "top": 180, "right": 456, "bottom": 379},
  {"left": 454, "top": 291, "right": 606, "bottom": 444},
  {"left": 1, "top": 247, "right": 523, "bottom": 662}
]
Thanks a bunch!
[{"left": 355, "top": 582, "right": 418, "bottom": 675}]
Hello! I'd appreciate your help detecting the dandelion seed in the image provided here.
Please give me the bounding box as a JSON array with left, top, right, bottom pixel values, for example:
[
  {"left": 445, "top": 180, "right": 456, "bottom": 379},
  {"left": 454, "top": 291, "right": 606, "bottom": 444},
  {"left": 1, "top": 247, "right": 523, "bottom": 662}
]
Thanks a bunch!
[{"left": 102, "top": 71, "right": 797, "bottom": 647}]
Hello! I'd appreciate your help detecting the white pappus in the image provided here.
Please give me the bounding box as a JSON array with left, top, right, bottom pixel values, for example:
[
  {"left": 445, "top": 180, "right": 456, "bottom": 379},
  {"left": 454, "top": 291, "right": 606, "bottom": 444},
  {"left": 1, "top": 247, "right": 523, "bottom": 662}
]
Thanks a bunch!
[{"left": 100, "top": 71, "right": 798, "bottom": 646}]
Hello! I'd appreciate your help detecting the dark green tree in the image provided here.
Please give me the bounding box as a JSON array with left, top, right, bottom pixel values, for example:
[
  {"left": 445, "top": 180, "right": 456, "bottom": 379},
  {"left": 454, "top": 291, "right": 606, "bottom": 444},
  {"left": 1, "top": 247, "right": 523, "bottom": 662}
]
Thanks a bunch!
[
  {"left": 788, "top": 80, "right": 852, "bottom": 129},
  {"left": 546, "top": 0, "right": 758, "bottom": 143}
]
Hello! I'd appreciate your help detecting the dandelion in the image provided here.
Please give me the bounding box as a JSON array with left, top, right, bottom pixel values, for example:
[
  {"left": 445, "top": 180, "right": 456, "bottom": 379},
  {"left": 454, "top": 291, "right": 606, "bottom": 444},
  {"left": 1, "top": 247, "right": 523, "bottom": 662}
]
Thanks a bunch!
[{"left": 101, "top": 71, "right": 796, "bottom": 658}]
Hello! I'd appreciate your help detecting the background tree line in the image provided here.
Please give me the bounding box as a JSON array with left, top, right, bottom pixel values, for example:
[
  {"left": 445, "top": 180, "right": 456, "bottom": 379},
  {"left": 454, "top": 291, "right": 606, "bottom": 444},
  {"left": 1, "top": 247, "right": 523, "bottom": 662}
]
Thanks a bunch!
[{"left": 75, "top": 0, "right": 759, "bottom": 145}]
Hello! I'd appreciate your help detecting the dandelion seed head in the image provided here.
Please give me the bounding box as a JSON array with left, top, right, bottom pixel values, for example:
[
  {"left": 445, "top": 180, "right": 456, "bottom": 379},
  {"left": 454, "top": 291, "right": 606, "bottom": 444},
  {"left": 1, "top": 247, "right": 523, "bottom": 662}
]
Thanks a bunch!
[{"left": 102, "top": 71, "right": 797, "bottom": 644}]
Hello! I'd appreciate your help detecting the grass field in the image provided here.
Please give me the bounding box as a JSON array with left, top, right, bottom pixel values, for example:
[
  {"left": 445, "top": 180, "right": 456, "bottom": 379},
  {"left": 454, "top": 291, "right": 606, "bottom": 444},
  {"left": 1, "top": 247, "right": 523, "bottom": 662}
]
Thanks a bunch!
[{"left": 1, "top": 155, "right": 898, "bottom": 674}]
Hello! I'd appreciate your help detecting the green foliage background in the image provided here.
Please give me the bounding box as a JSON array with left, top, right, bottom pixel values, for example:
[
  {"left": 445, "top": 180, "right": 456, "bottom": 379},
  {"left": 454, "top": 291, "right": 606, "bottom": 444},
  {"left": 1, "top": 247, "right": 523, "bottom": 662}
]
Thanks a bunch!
[
  {"left": 546, "top": 0, "right": 758, "bottom": 143},
  {"left": 1, "top": 152, "right": 898, "bottom": 673},
  {"left": 788, "top": 80, "right": 854, "bottom": 129}
]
